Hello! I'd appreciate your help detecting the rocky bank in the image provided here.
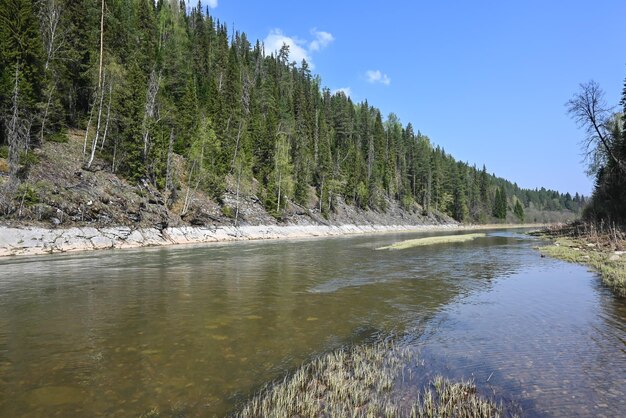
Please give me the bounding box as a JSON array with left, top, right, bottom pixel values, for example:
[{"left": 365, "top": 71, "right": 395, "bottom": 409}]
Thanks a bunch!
[{"left": 0, "top": 223, "right": 468, "bottom": 257}]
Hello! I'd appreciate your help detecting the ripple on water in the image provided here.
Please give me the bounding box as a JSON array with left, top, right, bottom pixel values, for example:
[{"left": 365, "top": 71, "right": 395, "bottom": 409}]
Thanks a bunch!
[{"left": 0, "top": 230, "right": 624, "bottom": 417}]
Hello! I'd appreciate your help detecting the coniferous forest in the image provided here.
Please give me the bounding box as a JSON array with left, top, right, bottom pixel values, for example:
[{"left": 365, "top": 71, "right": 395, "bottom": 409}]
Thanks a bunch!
[{"left": 0, "top": 0, "right": 585, "bottom": 224}]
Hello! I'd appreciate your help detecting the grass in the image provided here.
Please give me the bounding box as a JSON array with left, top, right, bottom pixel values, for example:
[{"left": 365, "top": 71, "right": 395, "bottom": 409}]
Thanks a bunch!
[
  {"left": 235, "top": 342, "right": 508, "bottom": 418},
  {"left": 534, "top": 222, "right": 626, "bottom": 297},
  {"left": 539, "top": 237, "right": 626, "bottom": 297},
  {"left": 377, "top": 233, "right": 487, "bottom": 250}
]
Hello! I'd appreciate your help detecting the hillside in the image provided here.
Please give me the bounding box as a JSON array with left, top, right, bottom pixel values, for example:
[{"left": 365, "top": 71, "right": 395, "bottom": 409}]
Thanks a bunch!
[
  {"left": 0, "top": 129, "right": 454, "bottom": 229},
  {"left": 0, "top": 129, "right": 578, "bottom": 230},
  {"left": 0, "top": 0, "right": 582, "bottom": 227}
]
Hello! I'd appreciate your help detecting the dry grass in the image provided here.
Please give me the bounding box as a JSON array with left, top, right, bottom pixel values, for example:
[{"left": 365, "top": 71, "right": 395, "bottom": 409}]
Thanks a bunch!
[
  {"left": 235, "top": 342, "right": 506, "bottom": 418},
  {"left": 0, "top": 158, "right": 9, "bottom": 174},
  {"left": 377, "top": 233, "right": 486, "bottom": 250},
  {"left": 534, "top": 222, "right": 626, "bottom": 297}
]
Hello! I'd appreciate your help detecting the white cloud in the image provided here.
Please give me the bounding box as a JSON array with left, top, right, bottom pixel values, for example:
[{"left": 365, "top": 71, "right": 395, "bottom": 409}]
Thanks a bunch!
[
  {"left": 332, "top": 87, "right": 352, "bottom": 97},
  {"left": 207, "top": 0, "right": 218, "bottom": 8},
  {"left": 365, "top": 70, "right": 391, "bottom": 86},
  {"left": 309, "top": 29, "right": 334, "bottom": 52},
  {"left": 264, "top": 29, "right": 312, "bottom": 66},
  {"left": 264, "top": 28, "right": 334, "bottom": 69}
]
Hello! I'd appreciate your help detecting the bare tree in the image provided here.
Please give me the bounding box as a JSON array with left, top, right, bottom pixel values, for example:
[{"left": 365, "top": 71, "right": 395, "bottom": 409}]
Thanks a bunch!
[
  {"left": 142, "top": 69, "right": 161, "bottom": 160},
  {"left": 37, "top": 0, "right": 65, "bottom": 71},
  {"left": 165, "top": 128, "right": 175, "bottom": 192},
  {"left": 85, "top": 71, "right": 107, "bottom": 168},
  {"left": 5, "top": 64, "right": 30, "bottom": 186},
  {"left": 567, "top": 80, "right": 625, "bottom": 175},
  {"left": 83, "top": 0, "right": 106, "bottom": 169},
  {"left": 37, "top": 0, "right": 67, "bottom": 144}
]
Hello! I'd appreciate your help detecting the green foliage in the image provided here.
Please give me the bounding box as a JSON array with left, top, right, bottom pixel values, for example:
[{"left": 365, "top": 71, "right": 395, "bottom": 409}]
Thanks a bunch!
[
  {"left": 0, "top": 145, "right": 8, "bottom": 159},
  {"left": 569, "top": 80, "right": 625, "bottom": 224},
  {"left": 513, "top": 202, "right": 522, "bottom": 221},
  {"left": 222, "top": 205, "right": 235, "bottom": 218},
  {"left": 19, "top": 151, "right": 39, "bottom": 168},
  {"left": 493, "top": 187, "right": 507, "bottom": 220},
  {"left": 0, "top": 0, "right": 582, "bottom": 222},
  {"left": 16, "top": 183, "right": 39, "bottom": 206},
  {"left": 400, "top": 194, "right": 414, "bottom": 211},
  {"left": 48, "top": 131, "right": 69, "bottom": 143}
]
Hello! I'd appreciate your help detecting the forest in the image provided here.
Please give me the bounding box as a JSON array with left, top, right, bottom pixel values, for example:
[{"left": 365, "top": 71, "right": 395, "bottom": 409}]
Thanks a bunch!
[{"left": 0, "top": 0, "right": 585, "bottom": 224}]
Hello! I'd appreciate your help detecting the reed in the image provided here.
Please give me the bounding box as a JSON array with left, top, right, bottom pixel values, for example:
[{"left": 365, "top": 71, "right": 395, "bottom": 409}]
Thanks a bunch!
[{"left": 235, "top": 342, "right": 506, "bottom": 417}]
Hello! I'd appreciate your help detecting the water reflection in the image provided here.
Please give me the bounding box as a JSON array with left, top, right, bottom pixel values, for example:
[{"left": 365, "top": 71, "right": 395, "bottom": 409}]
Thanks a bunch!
[{"left": 0, "top": 231, "right": 623, "bottom": 416}]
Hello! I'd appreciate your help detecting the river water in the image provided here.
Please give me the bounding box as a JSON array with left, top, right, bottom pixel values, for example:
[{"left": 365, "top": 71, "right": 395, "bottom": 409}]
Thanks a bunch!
[{"left": 0, "top": 230, "right": 624, "bottom": 417}]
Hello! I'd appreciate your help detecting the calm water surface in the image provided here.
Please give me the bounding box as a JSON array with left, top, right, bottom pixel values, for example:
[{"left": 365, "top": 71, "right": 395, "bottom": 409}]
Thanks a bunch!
[{"left": 0, "top": 230, "right": 624, "bottom": 417}]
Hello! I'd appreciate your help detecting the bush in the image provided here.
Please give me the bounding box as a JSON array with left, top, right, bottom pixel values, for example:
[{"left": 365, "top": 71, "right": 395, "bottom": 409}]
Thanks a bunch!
[
  {"left": 400, "top": 194, "right": 414, "bottom": 211},
  {"left": 0, "top": 145, "right": 8, "bottom": 159},
  {"left": 17, "top": 183, "right": 39, "bottom": 206},
  {"left": 48, "top": 131, "right": 69, "bottom": 143},
  {"left": 19, "top": 151, "right": 40, "bottom": 168},
  {"left": 222, "top": 205, "right": 235, "bottom": 218}
]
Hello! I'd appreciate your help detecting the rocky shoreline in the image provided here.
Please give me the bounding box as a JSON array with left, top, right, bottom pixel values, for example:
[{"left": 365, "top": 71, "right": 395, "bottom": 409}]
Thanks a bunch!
[{"left": 0, "top": 223, "right": 467, "bottom": 257}]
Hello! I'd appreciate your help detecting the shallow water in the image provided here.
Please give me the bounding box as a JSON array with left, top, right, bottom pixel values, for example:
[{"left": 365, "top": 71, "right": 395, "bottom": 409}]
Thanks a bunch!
[{"left": 0, "top": 230, "right": 623, "bottom": 416}]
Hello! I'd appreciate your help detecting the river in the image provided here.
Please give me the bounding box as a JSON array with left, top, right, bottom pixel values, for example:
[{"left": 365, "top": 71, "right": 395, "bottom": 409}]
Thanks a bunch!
[{"left": 0, "top": 229, "right": 624, "bottom": 416}]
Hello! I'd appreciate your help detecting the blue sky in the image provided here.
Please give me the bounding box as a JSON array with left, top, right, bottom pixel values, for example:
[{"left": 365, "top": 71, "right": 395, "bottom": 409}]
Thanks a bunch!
[{"left": 200, "top": 0, "right": 625, "bottom": 196}]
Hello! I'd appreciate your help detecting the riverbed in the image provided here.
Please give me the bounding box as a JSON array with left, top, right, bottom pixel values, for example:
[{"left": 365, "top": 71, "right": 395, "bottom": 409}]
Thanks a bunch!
[{"left": 0, "top": 230, "right": 624, "bottom": 416}]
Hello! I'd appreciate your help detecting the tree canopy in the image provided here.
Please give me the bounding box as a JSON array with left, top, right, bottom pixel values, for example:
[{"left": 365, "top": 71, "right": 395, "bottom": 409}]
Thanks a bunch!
[{"left": 0, "top": 0, "right": 583, "bottom": 222}]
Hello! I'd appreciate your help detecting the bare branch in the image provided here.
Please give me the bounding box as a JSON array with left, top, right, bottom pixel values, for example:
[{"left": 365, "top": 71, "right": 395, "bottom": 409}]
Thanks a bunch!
[{"left": 566, "top": 80, "right": 624, "bottom": 175}]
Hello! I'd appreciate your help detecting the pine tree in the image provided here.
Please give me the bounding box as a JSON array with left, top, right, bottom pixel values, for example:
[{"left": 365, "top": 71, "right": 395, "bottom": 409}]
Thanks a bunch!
[
  {"left": 493, "top": 186, "right": 507, "bottom": 220},
  {"left": 0, "top": 0, "right": 582, "bottom": 222},
  {"left": 514, "top": 200, "right": 524, "bottom": 223},
  {"left": 0, "top": 0, "right": 44, "bottom": 185}
]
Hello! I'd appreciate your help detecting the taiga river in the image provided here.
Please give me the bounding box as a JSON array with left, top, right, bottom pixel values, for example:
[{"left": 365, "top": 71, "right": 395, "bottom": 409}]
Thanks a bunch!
[{"left": 0, "top": 230, "right": 624, "bottom": 416}]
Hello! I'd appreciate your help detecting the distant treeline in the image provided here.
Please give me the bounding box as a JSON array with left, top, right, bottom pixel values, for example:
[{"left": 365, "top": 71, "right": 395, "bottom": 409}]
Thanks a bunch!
[{"left": 0, "top": 0, "right": 583, "bottom": 221}]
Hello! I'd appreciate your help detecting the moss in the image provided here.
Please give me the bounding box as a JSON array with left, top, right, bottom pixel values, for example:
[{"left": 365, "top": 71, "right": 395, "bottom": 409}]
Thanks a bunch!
[
  {"left": 540, "top": 237, "right": 626, "bottom": 297},
  {"left": 377, "top": 233, "right": 487, "bottom": 250}
]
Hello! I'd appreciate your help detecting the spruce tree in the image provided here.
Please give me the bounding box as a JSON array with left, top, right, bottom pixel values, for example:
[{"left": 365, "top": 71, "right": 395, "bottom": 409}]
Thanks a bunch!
[{"left": 514, "top": 200, "right": 524, "bottom": 223}]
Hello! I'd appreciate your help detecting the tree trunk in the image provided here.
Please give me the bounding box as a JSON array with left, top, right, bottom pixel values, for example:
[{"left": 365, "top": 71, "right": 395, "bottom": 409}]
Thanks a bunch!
[
  {"left": 86, "top": 72, "right": 106, "bottom": 168},
  {"left": 165, "top": 128, "right": 174, "bottom": 192},
  {"left": 234, "top": 163, "right": 242, "bottom": 227},
  {"left": 100, "top": 80, "right": 113, "bottom": 151},
  {"left": 7, "top": 64, "right": 22, "bottom": 184},
  {"left": 39, "top": 80, "right": 56, "bottom": 144},
  {"left": 230, "top": 120, "right": 243, "bottom": 173},
  {"left": 142, "top": 69, "right": 160, "bottom": 160}
]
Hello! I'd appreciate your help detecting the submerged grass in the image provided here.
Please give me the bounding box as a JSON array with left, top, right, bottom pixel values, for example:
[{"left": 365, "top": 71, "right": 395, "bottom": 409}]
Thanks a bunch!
[
  {"left": 235, "top": 342, "right": 507, "bottom": 418},
  {"left": 534, "top": 222, "right": 626, "bottom": 297},
  {"left": 377, "top": 233, "right": 487, "bottom": 250},
  {"left": 539, "top": 237, "right": 626, "bottom": 297}
]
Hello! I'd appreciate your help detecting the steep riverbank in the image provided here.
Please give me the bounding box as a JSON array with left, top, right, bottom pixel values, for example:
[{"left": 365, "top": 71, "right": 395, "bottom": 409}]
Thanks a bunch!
[
  {"left": 0, "top": 223, "right": 430, "bottom": 257},
  {"left": 1, "top": 131, "right": 552, "bottom": 257},
  {"left": 0, "top": 222, "right": 540, "bottom": 257}
]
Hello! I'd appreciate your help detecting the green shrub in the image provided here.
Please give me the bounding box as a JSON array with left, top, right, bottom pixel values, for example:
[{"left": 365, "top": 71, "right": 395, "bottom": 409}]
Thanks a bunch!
[
  {"left": 19, "top": 151, "right": 40, "bottom": 168},
  {"left": 17, "top": 183, "right": 39, "bottom": 206},
  {"left": 48, "top": 131, "right": 69, "bottom": 143},
  {"left": 222, "top": 205, "right": 235, "bottom": 218}
]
